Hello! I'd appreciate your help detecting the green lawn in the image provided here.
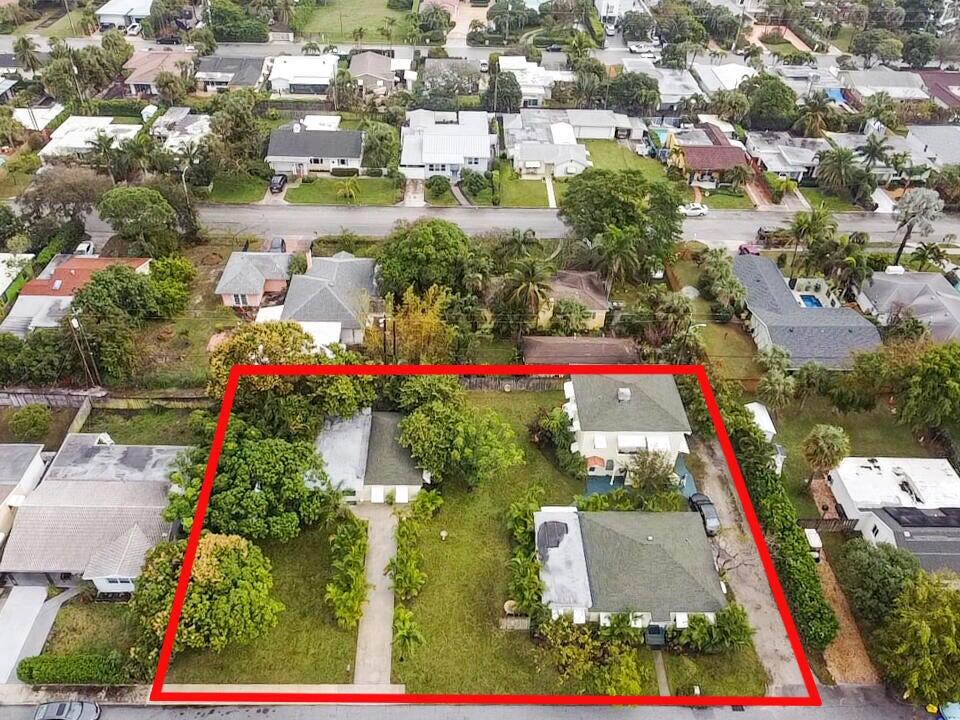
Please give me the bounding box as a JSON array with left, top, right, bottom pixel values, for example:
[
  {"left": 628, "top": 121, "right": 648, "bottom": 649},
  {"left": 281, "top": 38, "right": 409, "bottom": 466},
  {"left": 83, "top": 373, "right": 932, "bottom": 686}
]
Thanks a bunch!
[
  {"left": 663, "top": 645, "right": 768, "bottom": 696},
  {"left": 300, "top": 0, "right": 411, "bottom": 42},
  {"left": 832, "top": 26, "right": 855, "bottom": 52},
  {"left": 671, "top": 259, "right": 763, "bottom": 383},
  {"left": 286, "top": 178, "right": 401, "bottom": 205},
  {"left": 169, "top": 524, "right": 358, "bottom": 684},
  {"left": 800, "top": 186, "right": 858, "bottom": 212},
  {"left": 44, "top": 597, "right": 137, "bottom": 656},
  {"left": 81, "top": 408, "right": 204, "bottom": 446},
  {"left": 499, "top": 173, "right": 549, "bottom": 208},
  {"left": 12, "top": 8, "right": 88, "bottom": 37},
  {"left": 474, "top": 338, "right": 517, "bottom": 364},
  {"left": 702, "top": 188, "right": 754, "bottom": 210},
  {"left": 771, "top": 396, "right": 932, "bottom": 517},
  {"left": 0, "top": 407, "right": 77, "bottom": 450},
  {"left": 0, "top": 170, "right": 34, "bottom": 198},
  {"left": 426, "top": 187, "right": 458, "bottom": 206},
  {"left": 207, "top": 173, "right": 268, "bottom": 204},
  {"left": 394, "top": 390, "right": 585, "bottom": 694},
  {"left": 552, "top": 178, "right": 569, "bottom": 205},
  {"left": 583, "top": 140, "right": 661, "bottom": 176}
]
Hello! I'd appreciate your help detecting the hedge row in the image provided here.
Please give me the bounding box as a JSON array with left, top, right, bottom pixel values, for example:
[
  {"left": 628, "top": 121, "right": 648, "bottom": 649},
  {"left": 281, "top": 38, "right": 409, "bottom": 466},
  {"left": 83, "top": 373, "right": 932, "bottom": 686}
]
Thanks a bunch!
[{"left": 18, "top": 652, "right": 132, "bottom": 685}]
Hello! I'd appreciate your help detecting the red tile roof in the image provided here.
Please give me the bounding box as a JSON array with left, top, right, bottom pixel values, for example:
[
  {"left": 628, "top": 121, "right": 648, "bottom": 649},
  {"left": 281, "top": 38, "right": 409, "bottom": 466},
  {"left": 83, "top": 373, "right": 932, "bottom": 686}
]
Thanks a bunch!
[
  {"left": 916, "top": 70, "right": 960, "bottom": 108},
  {"left": 20, "top": 257, "right": 151, "bottom": 297},
  {"left": 680, "top": 145, "right": 749, "bottom": 171}
]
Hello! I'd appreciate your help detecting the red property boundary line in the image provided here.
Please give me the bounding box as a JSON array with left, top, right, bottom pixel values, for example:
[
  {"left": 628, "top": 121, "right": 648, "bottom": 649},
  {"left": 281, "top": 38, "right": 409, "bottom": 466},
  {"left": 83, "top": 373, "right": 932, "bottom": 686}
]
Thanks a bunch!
[{"left": 149, "top": 363, "right": 821, "bottom": 707}]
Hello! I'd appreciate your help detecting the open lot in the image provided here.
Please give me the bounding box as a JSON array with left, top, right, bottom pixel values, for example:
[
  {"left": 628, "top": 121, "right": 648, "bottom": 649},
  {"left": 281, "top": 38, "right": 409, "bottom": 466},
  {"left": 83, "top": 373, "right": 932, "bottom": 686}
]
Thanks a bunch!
[
  {"left": 81, "top": 408, "right": 203, "bottom": 446},
  {"left": 299, "top": 0, "right": 411, "bottom": 43},
  {"left": 44, "top": 596, "right": 137, "bottom": 656},
  {"left": 168, "top": 524, "right": 358, "bottom": 684},
  {"left": 663, "top": 646, "right": 767, "bottom": 696},
  {"left": 800, "top": 187, "right": 858, "bottom": 212},
  {"left": 286, "top": 178, "right": 401, "bottom": 205},
  {"left": 208, "top": 173, "right": 268, "bottom": 204},
  {"left": 582, "top": 141, "right": 694, "bottom": 201}
]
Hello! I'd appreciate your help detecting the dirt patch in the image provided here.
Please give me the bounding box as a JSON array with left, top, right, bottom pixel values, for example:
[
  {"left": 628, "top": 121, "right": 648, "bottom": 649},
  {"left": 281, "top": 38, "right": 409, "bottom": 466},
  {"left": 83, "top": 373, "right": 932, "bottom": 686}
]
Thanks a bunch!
[{"left": 817, "top": 559, "right": 880, "bottom": 685}]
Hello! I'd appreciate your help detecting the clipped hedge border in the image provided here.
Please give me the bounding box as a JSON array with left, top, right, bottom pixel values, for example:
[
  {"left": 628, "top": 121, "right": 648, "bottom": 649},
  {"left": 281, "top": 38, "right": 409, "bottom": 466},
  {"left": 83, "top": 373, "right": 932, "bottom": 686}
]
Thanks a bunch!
[{"left": 18, "top": 652, "right": 132, "bottom": 685}]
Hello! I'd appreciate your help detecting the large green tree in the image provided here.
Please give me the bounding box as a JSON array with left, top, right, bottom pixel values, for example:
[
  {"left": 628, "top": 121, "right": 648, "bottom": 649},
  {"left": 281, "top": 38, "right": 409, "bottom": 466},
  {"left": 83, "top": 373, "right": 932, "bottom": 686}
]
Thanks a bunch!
[
  {"left": 899, "top": 342, "right": 960, "bottom": 428},
  {"left": 96, "top": 187, "right": 178, "bottom": 257},
  {"left": 73, "top": 265, "right": 160, "bottom": 324},
  {"left": 483, "top": 70, "right": 522, "bottom": 113},
  {"left": 741, "top": 73, "right": 798, "bottom": 131},
  {"left": 377, "top": 218, "right": 474, "bottom": 297},
  {"left": 836, "top": 538, "right": 920, "bottom": 629},
  {"left": 130, "top": 532, "right": 284, "bottom": 663},
  {"left": 607, "top": 72, "right": 660, "bottom": 116}
]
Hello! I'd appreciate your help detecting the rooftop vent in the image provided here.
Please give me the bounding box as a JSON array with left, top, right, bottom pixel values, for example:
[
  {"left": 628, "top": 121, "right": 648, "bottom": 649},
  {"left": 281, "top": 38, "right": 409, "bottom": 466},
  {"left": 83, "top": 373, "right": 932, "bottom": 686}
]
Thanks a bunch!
[
  {"left": 617, "top": 387, "right": 631, "bottom": 402},
  {"left": 52, "top": 279, "right": 62, "bottom": 290}
]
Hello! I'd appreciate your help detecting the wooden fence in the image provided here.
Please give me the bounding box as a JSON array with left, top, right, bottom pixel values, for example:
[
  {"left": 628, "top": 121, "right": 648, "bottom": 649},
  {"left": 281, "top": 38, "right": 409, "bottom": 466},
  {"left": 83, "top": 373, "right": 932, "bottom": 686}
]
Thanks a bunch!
[
  {"left": 0, "top": 388, "right": 208, "bottom": 410},
  {"left": 797, "top": 517, "right": 857, "bottom": 533},
  {"left": 460, "top": 376, "right": 564, "bottom": 392}
]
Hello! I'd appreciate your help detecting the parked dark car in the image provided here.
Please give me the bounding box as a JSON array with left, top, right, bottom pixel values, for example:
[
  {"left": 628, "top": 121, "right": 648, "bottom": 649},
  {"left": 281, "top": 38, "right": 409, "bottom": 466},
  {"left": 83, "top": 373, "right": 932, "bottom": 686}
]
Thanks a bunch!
[
  {"left": 269, "top": 174, "right": 288, "bottom": 194},
  {"left": 689, "top": 493, "right": 720, "bottom": 536},
  {"left": 544, "top": 43, "right": 563, "bottom": 52},
  {"left": 267, "top": 236, "right": 287, "bottom": 252},
  {"left": 34, "top": 703, "right": 100, "bottom": 720},
  {"left": 156, "top": 35, "right": 182, "bottom": 45}
]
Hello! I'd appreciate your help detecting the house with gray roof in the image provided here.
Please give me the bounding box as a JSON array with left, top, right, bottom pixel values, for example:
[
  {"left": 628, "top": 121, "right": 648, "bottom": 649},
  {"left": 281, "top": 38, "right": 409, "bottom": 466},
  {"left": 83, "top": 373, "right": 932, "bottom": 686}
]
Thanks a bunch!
[
  {"left": 0, "top": 444, "right": 45, "bottom": 550},
  {"left": 0, "top": 433, "right": 188, "bottom": 592},
  {"left": 348, "top": 51, "right": 396, "bottom": 95},
  {"left": 196, "top": 55, "right": 267, "bottom": 93},
  {"left": 905, "top": 124, "right": 960, "bottom": 170},
  {"left": 734, "top": 254, "right": 881, "bottom": 369},
  {"left": 857, "top": 267, "right": 960, "bottom": 342},
  {"left": 745, "top": 131, "right": 831, "bottom": 183},
  {"left": 276, "top": 251, "right": 378, "bottom": 346},
  {"left": 564, "top": 374, "right": 691, "bottom": 484},
  {"left": 534, "top": 507, "right": 727, "bottom": 628},
  {"left": 315, "top": 410, "right": 426, "bottom": 504},
  {"left": 265, "top": 123, "right": 364, "bottom": 177},
  {"left": 215, "top": 251, "right": 295, "bottom": 308},
  {"left": 540, "top": 270, "right": 609, "bottom": 329}
]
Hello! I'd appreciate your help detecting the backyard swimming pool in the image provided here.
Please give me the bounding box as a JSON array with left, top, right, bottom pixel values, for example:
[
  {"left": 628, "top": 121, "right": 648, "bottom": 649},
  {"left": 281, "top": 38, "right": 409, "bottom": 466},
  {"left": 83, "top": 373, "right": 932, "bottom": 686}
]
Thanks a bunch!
[{"left": 800, "top": 294, "right": 823, "bottom": 308}]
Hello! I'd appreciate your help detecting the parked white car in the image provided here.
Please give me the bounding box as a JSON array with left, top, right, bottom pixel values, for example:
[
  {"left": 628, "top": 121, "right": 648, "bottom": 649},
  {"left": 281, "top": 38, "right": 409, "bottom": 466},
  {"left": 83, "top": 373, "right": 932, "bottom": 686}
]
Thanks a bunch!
[
  {"left": 679, "top": 203, "right": 709, "bottom": 217},
  {"left": 125, "top": 22, "right": 141, "bottom": 35}
]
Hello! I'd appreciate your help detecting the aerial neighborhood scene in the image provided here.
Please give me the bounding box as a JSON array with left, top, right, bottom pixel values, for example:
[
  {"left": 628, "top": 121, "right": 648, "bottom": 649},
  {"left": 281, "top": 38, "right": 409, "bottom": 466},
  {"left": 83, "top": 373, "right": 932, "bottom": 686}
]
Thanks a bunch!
[{"left": 3, "top": 0, "right": 960, "bottom": 715}]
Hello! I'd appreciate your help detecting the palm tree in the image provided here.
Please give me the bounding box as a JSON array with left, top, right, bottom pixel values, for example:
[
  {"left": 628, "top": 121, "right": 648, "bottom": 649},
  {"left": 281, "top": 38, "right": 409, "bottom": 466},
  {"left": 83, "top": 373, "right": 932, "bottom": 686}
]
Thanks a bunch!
[
  {"left": 379, "top": 16, "right": 396, "bottom": 42},
  {"left": 352, "top": 25, "right": 366, "bottom": 48},
  {"left": 0, "top": 115, "right": 24, "bottom": 146},
  {"left": 13, "top": 36, "right": 43, "bottom": 75},
  {"left": 815, "top": 146, "right": 859, "bottom": 197},
  {"left": 757, "top": 370, "right": 796, "bottom": 419},
  {"left": 863, "top": 91, "right": 898, "bottom": 128},
  {"left": 563, "top": 31, "right": 595, "bottom": 66},
  {"left": 893, "top": 188, "right": 944, "bottom": 265},
  {"left": 709, "top": 89, "right": 749, "bottom": 124},
  {"left": 88, "top": 131, "right": 117, "bottom": 182},
  {"left": 858, "top": 133, "right": 891, "bottom": 169},
  {"left": 788, "top": 204, "right": 837, "bottom": 279},
  {"left": 727, "top": 164, "right": 754, "bottom": 191},
  {"left": 392, "top": 607, "right": 424, "bottom": 662},
  {"left": 572, "top": 70, "right": 600, "bottom": 108},
  {"left": 336, "top": 176, "right": 360, "bottom": 204},
  {"left": 591, "top": 225, "right": 642, "bottom": 287},
  {"left": 825, "top": 234, "right": 872, "bottom": 297},
  {"left": 497, "top": 228, "right": 541, "bottom": 263},
  {"left": 154, "top": 70, "right": 185, "bottom": 105},
  {"left": 794, "top": 90, "right": 834, "bottom": 137},
  {"left": 802, "top": 424, "right": 850, "bottom": 487},
  {"left": 78, "top": 7, "right": 97, "bottom": 34},
  {"left": 911, "top": 241, "right": 948, "bottom": 271},
  {"left": 274, "top": 0, "right": 294, "bottom": 25},
  {"left": 302, "top": 41, "right": 322, "bottom": 55},
  {"left": 504, "top": 256, "right": 555, "bottom": 329}
]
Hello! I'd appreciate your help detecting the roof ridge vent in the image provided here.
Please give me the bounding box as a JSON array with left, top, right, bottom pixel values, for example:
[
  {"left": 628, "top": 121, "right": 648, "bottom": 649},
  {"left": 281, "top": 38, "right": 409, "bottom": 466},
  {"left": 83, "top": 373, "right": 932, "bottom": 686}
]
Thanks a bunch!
[{"left": 617, "top": 387, "right": 631, "bottom": 402}]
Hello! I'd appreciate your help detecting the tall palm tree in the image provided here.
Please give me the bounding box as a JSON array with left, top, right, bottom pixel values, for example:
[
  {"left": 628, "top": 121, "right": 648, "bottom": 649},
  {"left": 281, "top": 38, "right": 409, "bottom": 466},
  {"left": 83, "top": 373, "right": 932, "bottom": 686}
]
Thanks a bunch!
[
  {"left": 858, "top": 133, "right": 892, "bottom": 169},
  {"left": 301, "top": 41, "right": 321, "bottom": 55},
  {"left": 802, "top": 424, "right": 849, "bottom": 487},
  {"left": 709, "top": 89, "right": 749, "bottom": 124},
  {"left": 863, "top": 91, "right": 898, "bottom": 128},
  {"left": 825, "top": 234, "right": 872, "bottom": 297},
  {"left": 815, "top": 146, "right": 859, "bottom": 197},
  {"left": 727, "top": 164, "right": 754, "bottom": 191},
  {"left": 757, "top": 370, "right": 796, "bottom": 419},
  {"left": 274, "top": 0, "right": 294, "bottom": 25},
  {"left": 379, "top": 15, "right": 396, "bottom": 42},
  {"left": 78, "top": 7, "right": 97, "bottom": 34},
  {"left": 788, "top": 204, "right": 837, "bottom": 279},
  {"left": 337, "top": 176, "right": 360, "bottom": 204},
  {"left": 793, "top": 90, "right": 834, "bottom": 137},
  {"left": 563, "top": 31, "right": 595, "bottom": 66},
  {"left": 13, "top": 36, "right": 43, "bottom": 75},
  {"left": 504, "top": 256, "right": 555, "bottom": 327},
  {"left": 572, "top": 70, "right": 600, "bottom": 108},
  {"left": 911, "top": 241, "right": 948, "bottom": 271},
  {"left": 352, "top": 25, "right": 366, "bottom": 48},
  {"left": 88, "top": 131, "right": 117, "bottom": 182},
  {"left": 591, "top": 225, "right": 642, "bottom": 286},
  {"left": 497, "top": 228, "right": 542, "bottom": 264}
]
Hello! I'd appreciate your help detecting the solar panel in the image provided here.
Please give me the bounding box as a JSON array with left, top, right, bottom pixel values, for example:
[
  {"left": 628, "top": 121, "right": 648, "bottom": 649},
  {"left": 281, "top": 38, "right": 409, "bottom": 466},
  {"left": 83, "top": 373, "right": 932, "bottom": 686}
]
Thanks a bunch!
[
  {"left": 886, "top": 507, "right": 960, "bottom": 528},
  {"left": 536, "top": 521, "right": 568, "bottom": 562}
]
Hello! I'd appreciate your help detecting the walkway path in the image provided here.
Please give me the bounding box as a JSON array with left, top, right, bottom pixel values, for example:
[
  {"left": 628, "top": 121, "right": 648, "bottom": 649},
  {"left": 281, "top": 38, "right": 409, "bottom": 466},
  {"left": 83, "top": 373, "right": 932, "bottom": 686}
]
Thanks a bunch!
[
  {"left": 350, "top": 504, "right": 399, "bottom": 687},
  {"left": 545, "top": 176, "right": 557, "bottom": 209},
  {"left": 0, "top": 585, "right": 83, "bottom": 684},
  {"left": 818, "top": 558, "right": 880, "bottom": 685},
  {"left": 652, "top": 651, "right": 670, "bottom": 696},
  {"left": 450, "top": 183, "right": 472, "bottom": 207}
]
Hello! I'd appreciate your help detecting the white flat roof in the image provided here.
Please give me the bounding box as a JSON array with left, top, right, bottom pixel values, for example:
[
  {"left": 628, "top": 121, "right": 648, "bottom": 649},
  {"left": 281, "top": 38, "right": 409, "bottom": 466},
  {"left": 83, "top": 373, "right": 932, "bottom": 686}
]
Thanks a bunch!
[
  {"left": 745, "top": 402, "right": 776, "bottom": 438},
  {"left": 269, "top": 54, "right": 338, "bottom": 85},
  {"left": 832, "top": 457, "right": 960, "bottom": 508},
  {"left": 95, "top": 0, "right": 152, "bottom": 16},
  {"left": 12, "top": 103, "right": 65, "bottom": 131}
]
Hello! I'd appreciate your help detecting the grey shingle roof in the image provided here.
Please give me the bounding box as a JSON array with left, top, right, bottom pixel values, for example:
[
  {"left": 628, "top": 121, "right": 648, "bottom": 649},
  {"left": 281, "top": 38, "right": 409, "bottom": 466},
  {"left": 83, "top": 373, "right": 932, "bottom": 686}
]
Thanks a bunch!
[
  {"left": 45, "top": 434, "right": 186, "bottom": 483},
  {"left": 862, "top": 271, "right": 960, "bottom": 342},
  {"left": 281, "top": 252, "right": 377, "bottom": 329},
  {"left": 196, "top": 55, "right": 265, "bottom": 86},
  {"left": 215, "top": 252, "right": 292, "bottom": 296},
  {"left": 0, "top": 444, "right": 43, "bottom": 485},
  {"left": 266, "top": 128, "right": 363, "bottom": 159},
  {"left": 734, "top": 254, "right": 881, "bottom": 368},
  {"left": 873, "top": 508, "right": 960, "bottom": 575},
  {"left": 570, "top": 374, "right": 691, "bottom": 433},
  {"left": 364, "top": 412, "right": 421, "bottom": 487},
  {"left": 349, "top": 51, "right": 393, "bottom": 80},
  {"left": 548, "top": 271, "right": 609, "bottom": 312},
  {"left": 579, "top": 511, "right": 727, "bottom": 621}
]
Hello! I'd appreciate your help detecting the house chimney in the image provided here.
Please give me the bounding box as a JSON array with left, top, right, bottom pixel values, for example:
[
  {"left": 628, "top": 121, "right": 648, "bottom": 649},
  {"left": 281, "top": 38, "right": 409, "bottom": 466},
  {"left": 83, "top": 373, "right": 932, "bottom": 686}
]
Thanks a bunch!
[{"left": 617, "top": 387, "right": 631, "bottom": 402}]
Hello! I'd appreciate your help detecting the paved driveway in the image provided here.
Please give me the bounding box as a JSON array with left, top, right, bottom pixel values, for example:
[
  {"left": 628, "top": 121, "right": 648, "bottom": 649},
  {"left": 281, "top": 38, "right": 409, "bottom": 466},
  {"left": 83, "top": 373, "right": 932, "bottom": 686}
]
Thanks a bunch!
[{"left": 0, "top": 587, "right": 47, "bottom": 683}]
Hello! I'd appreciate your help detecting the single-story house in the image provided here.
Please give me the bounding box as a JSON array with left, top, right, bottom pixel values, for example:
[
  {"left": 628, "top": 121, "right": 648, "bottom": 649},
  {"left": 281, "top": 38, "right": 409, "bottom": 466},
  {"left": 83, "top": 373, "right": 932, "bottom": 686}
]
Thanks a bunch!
[
  {"left": 315, "top": 409, "right": 428, "bottom": 503},
  {"left": 744, "top": 402, "right": 786, "bottom": 476},
  {"left": 564, "top": 373, "right": 692, "bottom": 483},
  {"left": 840, "top": 68, "right": 930, "bottom": 104},
  {"left": 0, "top": 256, "right": 151, "bottom": 338},
  {"left": 11, "top": 102, "right": 65, "bottom": 132},
  {"left": 215, "top": 251, "right": 295, "bottom": 308},
  {"left": 348, "top": 51, "right": 396, "bottom": 96},
  {"left": 265, "top": 251, "right": 378, "bottom": 346},
  {"left": 124, "top": 50, "right": 195, "bottom": 97},
  {"left": 38, "top": 115, "right": 142, "bottom": 163},
  {"left": 594, "top": 0, "right": 643, "bottom": 22},
  {"left": 691, "top": 62, "right": 756, "bottom": 96},
  {"left": 512, "top": 140, "right": 592, "bottom": 178},
  {"left": 195, "top": 55, "right": 267, "bottom": 94},
  {"left": 265, "top": 123, "right": 364, "bottom": 177},
  {"left": 772, "top": 65, "right": 847, "bottom": 104},
  {"left": 520, "top": 336, "right": 640, "bottom": 365},
  {"left": 0, "top": 444, "right": 45, "bottom": 549},
  {"left": 745, "top": 131, "right": 832, "bottom": 182},
  {"left": 540, "top": 270, "right": 609, "bottom": 330},
  {"left": 0, "top": 78, "right": 16, "bottom": 104},
  {"left": 824, "top": 126, "right": 930, "bottom": 184},
  {"left": 905, "top": 124, "right": 960, "bottom": 170},
  {"left": 0, "top": 433, "right": 188, "bottom": 592},
  {"left": 535, "top": 507, "right": 726, "bottom": 628},
  {"left": 95, "top": 0, "right": 152, "bottom": 28},
  {"left": 668, "top": 124, "right": 751, "bottom": 189},
  {"left": 857, "top": 267, "right": 960, "bottom": 342},
  {"left": 913, "top": 70, "right": 960, "bottom": 110},
  {"left": 733, "top": 254, "right": 881, "bottom": 369},
  {"left": 498, "top": 56, "right": 574, "bottom": 108},
  {"left": 0, "top": 52, "right": 49, "bottom": 78},
  {"left": 151, "top": 106, "right": 211, "bottom": 153},
  {"left": 828, "top": 456, "right": 960, "bottom": 574},
  {"left": 621, "top": 59, "right": 701, "bottom": 113},
  {"left": 400, "top": 110, "right": 495, "bottom": 181},
  {"left": 269, "top": 54, "right": 339, "bottom": 95}
]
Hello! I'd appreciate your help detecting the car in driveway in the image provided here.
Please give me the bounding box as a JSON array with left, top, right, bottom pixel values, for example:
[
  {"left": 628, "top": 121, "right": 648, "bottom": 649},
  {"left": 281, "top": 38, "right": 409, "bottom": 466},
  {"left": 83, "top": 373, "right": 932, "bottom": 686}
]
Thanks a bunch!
[
  {"left": 604, "top": 23, "right": 617, "bottom": 36},
  {"left": 689, "top": 492, "right": 720, "bottom": 536},
  {"left": 679, "top": 202, "right": 709, "bottom": 217},
  {"left": 35, "top": 703, "right": 100, "bottom": 720},
  {"left": 156, "top": 34, "right": 182, "bottom": 44},
  {"left": 544, "top": 43, "right": 563, "bottom": 52},
  {"left": 479, "top": 60, "right": 489, "bottom": 73},
  {"left": 125, "top": 22, "right": 141, "bottom": 35},
  {"left": 269, "top": 174, "right": 288, "bottom": 194}
]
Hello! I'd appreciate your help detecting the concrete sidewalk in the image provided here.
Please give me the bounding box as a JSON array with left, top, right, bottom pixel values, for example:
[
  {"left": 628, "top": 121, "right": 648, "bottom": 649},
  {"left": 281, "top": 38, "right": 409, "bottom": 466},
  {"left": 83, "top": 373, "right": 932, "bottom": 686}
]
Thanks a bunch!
[
  {"left": 350, "top": 505, "right": 399, "bottom": 687},
  {"left": 0, "top": 587, "right": 47, "bottom": 683}
]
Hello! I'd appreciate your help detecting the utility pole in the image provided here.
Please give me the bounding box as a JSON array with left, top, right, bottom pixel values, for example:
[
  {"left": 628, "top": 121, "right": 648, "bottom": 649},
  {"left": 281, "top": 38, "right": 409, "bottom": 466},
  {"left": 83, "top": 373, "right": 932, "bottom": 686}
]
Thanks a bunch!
[
  {"left": 68, "top": 316, "right": 96, "bottom": 387},
  {"left": 72, "top": 311, "right": 102, "bottom": 386}
]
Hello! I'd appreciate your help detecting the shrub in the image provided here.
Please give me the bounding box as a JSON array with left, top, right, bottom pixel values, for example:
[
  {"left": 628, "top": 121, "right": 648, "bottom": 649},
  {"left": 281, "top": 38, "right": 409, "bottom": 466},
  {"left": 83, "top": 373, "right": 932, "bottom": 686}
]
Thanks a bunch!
[
  {"left": 9, "top": 404, "right": 52, "bottom": 441},
  {"left": 288, "top": 253, "right": 308, "bottom": 277},
  {"left": 18, "top": 652, "right": 132, "bottom": 685},
  {"left": 300, "top": 175, "right": 316, "bottom": 183},
  {"left": 324, "top": 514, "right": 371, "bottom": 629},
  {"left": 459, "top": 167, "right": 488, "bottom": 197},
  {"left": 386, "top": 489, "right": 443, "bottom": 601},
  {"left": 365, "top": 167, "right": 383, "bottom": 177},
  {"left": 330, "top": 167, "right": 360, "bottom": 177},
  {"left": 425, "top": 175, "right": 451, "bottom": 197},
  {"left": 244, "top": 158, "right": 274, "bottom": 181},
  {"left": 672, "top": 603, "right": 753, "bottom": 653}
]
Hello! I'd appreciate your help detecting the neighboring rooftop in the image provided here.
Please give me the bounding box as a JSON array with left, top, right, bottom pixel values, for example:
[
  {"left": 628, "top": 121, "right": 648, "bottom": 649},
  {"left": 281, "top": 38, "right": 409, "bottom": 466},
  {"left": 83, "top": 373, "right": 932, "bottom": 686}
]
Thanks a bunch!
[
  {"left": 691, "top": 62, "right": 756, "bottom": 95},
  {"left": 281, "top": 252, "right": 377, "bottom": 330},
  {"left": 349, "top": 51, "right": 393, "bottom": 79},
  {"left": 914, "top": 70, "right": 960, "bottom": 108},
  {"left": 906, "top": 124, "right": 960, "bottom": 167},
  {"left": 215, "top": 252, "right": 293, "bottom": 296},
  {"left": 269, "top": 54, "right": 339, "bottom": 85},
  {"left": 0, "top": 444, "right": 44, "bottom": 486},
  {"left": 620, "top": 59, "right": 700, "bottom": 105},
  {"left": 364, "top": 412, "right": 421, "bottom": 487},
  {"left": 44, "top": 433, "right": 186, "bottom": 483},
  {"left": 548, "top": 270, "right": 608, "bottom": 312},
  {"left": 521, "top": 336, "right": 640, "bottom": 365},
  {"left": 569, "top": 374, "right": 691, "bottom": 433},
  {"left": 38, "top": 115, "right": 142, "bottom": 158},
  {"left": 124, "top": 50, "right": 195, "bottom": 86},
  {"left": 196, "top": 55, "right": 266, "bottom": 87},
  {"left": 315, "top": 410, "right": 372, "bottom": 494},
  {"left": 746, "top": 131, "right": 831, "bottom": 174},
  {"left": 841, "top": 68, "right": 929, "bottom": 101},
  {"left": 860, "top": 269, "right": 960, "bottom": 342},
  {"left": 266, "top": 125, "right": 364, "bottom": 159},
  {"left": 19, "top": 257, "right": 149, "bottom": 297}
]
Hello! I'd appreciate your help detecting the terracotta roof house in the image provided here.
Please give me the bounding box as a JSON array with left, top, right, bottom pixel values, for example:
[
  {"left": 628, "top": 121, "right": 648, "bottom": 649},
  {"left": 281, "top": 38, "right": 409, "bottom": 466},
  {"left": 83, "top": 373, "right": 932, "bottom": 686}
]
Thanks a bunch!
[
  {"left": 915, "top": 70, "right": 960, "bottom": 109},
  {"left": 539, "top": 270, "right": 610, "bottom": 330},
  {"left": 668, "top": 123, "right": 749, "bottom": 189},
  {"left": 348, "top": 51, "right": 396, "bottom": 95},
  {"left": 0, "top": 256, "right": 151, "bottom": 338},
  {"left": 124, "top": 50, "right": 195, "bottom": 96},
  {"left": 520, "top": 336, "right": 640, "bottom": 364}
]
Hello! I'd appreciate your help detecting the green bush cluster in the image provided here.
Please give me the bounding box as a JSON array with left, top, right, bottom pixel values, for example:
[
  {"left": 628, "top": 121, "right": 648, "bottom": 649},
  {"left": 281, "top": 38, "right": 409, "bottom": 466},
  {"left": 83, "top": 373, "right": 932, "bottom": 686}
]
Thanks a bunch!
[
  {"left": 670, "top": 604, "right": 753, "bottom": 653},
  {"left": 506, "top": 485, "right": 545, "bottom": 614},
  {"left": 534, "top": 406, "right": 586, "bottom": 479},
  {"left": 324, "top": 513, "right": 371, "bottom": 629},
  {"left": 18, "top": 652, "right": 132, "bottom": 685},
  {"left": 9, "top": 403, "right": 52, "bottom": 441},
  {"left": 387, "top": 489, "right": 443, "bottom": 601},
  {"left": 330, "top": 167, "right": 360, "bottom": 177}
]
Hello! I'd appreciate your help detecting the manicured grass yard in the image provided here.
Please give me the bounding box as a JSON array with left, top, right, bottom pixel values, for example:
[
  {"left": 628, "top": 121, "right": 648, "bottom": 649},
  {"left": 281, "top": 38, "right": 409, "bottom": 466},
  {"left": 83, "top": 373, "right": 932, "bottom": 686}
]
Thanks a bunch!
[
  {"left": 169, "top": 525, "right": 358, "bottom": 684},
  {"left": 44, "top": 597, "right": 137, "bottom": 656},
  {"left": 208, "top": 173, "right": 268, "bottom": 204},
  {"left": 832, "top": 26, "right": 855, "bottom": 52},
  {"left": 500, "top": 175, "right": 549, "bottom": 208},
  {"left": 702, "top": 188, "right": 755, "bottom": 210},
  {"left": 770, "top": 396, "right": 932, "bottom": 517},
  {"left": 474, "top": 338, "right": 517, "bottom": 364},
  {"left": 663, "top": 645, "right": 768, "bottom": 696},
  {"left": 300, "top": 0, "right": 411, "bottom": 42},
  {"left": 426, "top": 187, "right": 458, "bottom": 206},
  {"left": 671, "top": 259, "right": 763, "bottom": 383},
  {"left": 0, "top": 407, "right": 77, "bottom": 450},
  {"left": 583, "top": 139, "right": 662, "bottom": 177},
  {"left": 81, "top": 408, "right": 204, "bottom": 446},
  {"left": 0, "top": 169, "right": 34, "bottom": 198},
  {"left": 800, "top": 186, "right": 858, "bottom": 212},
  {"left": 285, "top": 178, "right": 401, "bottom": 205},
  {"left": 393, "top": 390, "right": 588, "bottom": 694}
]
